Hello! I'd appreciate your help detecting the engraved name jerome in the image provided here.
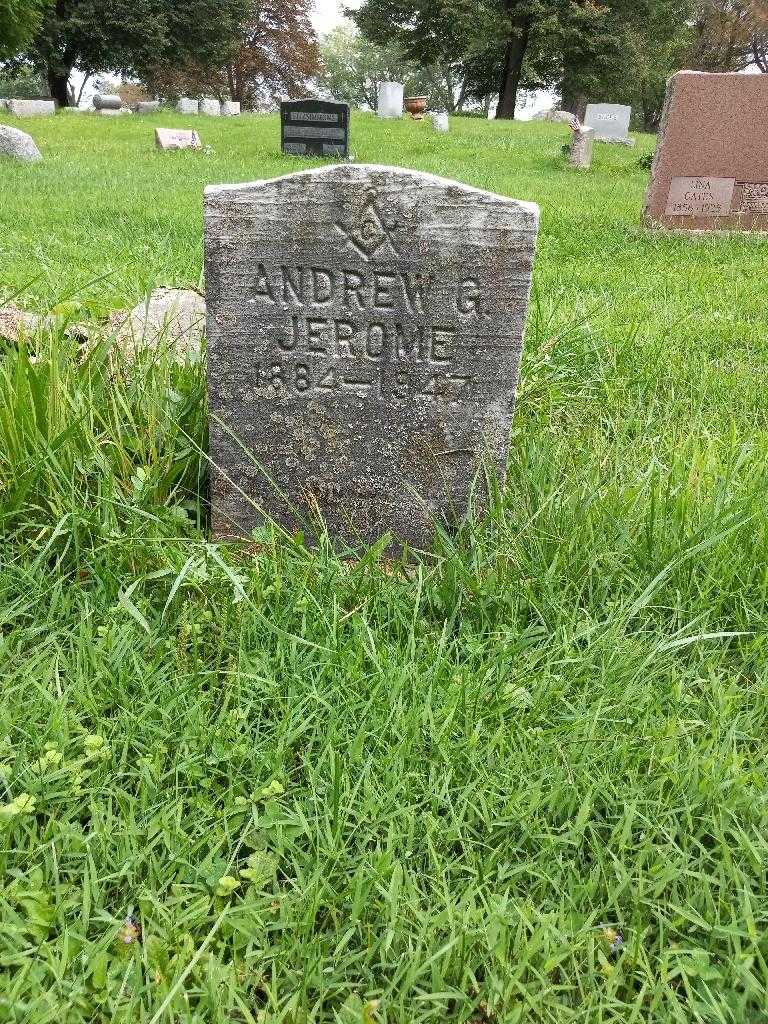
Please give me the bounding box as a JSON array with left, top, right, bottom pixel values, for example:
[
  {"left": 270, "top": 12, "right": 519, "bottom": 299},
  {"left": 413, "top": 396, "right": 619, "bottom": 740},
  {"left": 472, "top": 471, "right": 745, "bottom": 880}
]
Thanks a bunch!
[
  {"left": 203, "top": 164, "right": 540, "bottom": 548},
  {"left": 240, "top": 262, "right": 482, "bottom": 402}
]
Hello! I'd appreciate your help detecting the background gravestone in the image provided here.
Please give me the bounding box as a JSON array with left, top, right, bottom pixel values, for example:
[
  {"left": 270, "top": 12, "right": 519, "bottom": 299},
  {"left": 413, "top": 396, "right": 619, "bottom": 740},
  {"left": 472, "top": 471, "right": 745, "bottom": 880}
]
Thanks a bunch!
[
  {"left": 583, "top": 103, "right": 633, "bottom": 145},
  {"left": 644, "top": 71, "right": 768, "bottom": 232},
  {"left": 93, "top": 94, "right": 121, "bottom": 110},
  {"left": 199, "top": 98, "right": 221, "bottom": 116},
  {"left": 568, "top": 125, "right": 594, "bottom": 169},
  {"left": 155, "top": 127, "right": 200, "bottom": 150},
  {"left": 176, "top": 97, "right": 198, "bottom": 115},
  {"left": 377, "top": 82, "right": 403, "bottom": 118},
  {"left": 280, "top": 99, "right": 349, "bottom": 157},
  {"left": 7, "top": 99, "right": 55, "bottom": 116},
  {"left": 430, "top": 111, "right": 449, "bottom": 132},
  {"left": 204, "top": 164, "right": 539, "bottom": 550}
]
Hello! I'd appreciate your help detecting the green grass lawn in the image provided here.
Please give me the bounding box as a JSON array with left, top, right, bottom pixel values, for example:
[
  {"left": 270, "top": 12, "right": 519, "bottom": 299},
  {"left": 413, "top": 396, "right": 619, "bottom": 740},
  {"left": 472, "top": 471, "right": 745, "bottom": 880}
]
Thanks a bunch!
[{"left": 1, "top": 109, "right": 767, "bottom": 1023}]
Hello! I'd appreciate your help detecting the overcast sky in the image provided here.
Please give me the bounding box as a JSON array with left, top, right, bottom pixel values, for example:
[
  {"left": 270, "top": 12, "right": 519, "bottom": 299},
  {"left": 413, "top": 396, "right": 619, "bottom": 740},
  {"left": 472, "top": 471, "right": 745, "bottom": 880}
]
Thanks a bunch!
[{"left": 312, "top": 0, "right": 348, "bottom": 34}]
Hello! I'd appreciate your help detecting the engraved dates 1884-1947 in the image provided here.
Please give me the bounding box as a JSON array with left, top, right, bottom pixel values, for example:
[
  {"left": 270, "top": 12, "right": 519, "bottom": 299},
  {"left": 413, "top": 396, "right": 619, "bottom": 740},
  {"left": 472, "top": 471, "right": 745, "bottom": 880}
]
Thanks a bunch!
[{"left": 204, "top": 164, "right": 539, "bottom": 550}]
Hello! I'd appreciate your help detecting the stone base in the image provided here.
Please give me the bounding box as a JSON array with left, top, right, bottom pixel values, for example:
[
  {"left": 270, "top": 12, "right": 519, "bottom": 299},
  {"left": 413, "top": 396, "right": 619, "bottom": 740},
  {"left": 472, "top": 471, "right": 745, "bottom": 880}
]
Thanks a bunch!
[{"left": 594, "top": 136, "right": 635, "bottom": 146}]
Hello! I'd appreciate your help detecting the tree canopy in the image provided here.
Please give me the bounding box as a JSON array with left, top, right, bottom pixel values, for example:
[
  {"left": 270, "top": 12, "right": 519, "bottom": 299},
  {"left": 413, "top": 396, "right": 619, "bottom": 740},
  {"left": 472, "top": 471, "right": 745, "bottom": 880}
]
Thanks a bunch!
[
  {"left": 142, "top": 0, "right": 319, "bottom": 106},
  {"left": 11, "top": 0, "right": 248, "bottom": 105},
  {"left": 0, "top": 0, "right": 41, "bottom": 61},
  {"left": 3, "top": 0, "right": 765, "bottom": 122},
  {"left": 351, "top": 0, "right": 614, "bottom": 118},
  {"left": 317, "top": 24, "right": 475, "bottom": 113}
]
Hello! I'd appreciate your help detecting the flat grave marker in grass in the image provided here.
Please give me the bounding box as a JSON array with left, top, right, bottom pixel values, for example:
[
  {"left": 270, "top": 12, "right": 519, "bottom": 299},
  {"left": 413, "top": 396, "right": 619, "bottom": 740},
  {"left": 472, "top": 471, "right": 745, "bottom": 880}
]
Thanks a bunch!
[
  {"left": 155, "top": 127, "right": 201, "bottom": 151},
  {"left": 644, "top": 71, "right": 768, "bottom": 231},
  {"left": 280, "top": 98, "right": 349, "bottom": 158},
  {"left": 204, "top": 163, "right": 539, "bottom": 549}
]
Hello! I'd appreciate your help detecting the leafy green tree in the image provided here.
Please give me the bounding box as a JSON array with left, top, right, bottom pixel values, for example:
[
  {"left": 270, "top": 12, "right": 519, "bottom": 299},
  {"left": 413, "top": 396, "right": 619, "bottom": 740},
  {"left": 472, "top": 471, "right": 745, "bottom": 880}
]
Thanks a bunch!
[
  {"left": 16, "top": 0, "right": 247, "bottom": 106},
  {"left": 318, "top": 25, "right": 412, "bottom": 109},
  {"left": 0, "top": 64, "right": 46, "bottom": 98},
  {"left": 319, "top": 24, "right": 470, "bottom": 111},
  {"left": 142, "top": 0, "right": 319, "bottom": 107},
  {"left": 557, "top": 0, "right": 692, "bottom": 129},
  {"left": 689, "top": 1, "right": 768, "bottom": 71},
  {"left": 352, "top": 0, "right": 612, "bottom": 119},
  {"left": 0, "top": 0, "right": 41, "bottom": 60}
]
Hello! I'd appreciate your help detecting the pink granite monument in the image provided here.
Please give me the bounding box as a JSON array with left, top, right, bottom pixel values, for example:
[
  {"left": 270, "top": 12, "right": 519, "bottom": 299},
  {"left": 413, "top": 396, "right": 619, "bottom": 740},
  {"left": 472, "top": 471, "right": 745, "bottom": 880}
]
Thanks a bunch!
[
  {"left": 155, "top": 128, "right": 201, "bottom": 151},
  {"left": 644, "top": 71, "right": 768, "bottom": 232}
]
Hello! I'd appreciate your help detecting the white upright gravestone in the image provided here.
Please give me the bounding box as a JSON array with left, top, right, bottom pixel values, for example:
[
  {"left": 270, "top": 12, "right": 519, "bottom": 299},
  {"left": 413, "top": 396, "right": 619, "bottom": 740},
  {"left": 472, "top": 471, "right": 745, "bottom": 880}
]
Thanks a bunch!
[
  {"left": 199, "top": 98, "right": 221, "bottom": 116},
  {"left": 204, "top": 164, "right": 539, "bottom": 549},
  {"left": 377, "top": 82, "right": 404, "bottom": 119}
]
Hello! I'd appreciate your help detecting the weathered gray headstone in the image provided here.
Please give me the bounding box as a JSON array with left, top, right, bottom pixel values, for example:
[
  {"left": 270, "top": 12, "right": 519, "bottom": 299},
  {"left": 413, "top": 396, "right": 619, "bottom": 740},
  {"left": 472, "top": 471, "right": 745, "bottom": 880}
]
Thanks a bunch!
[
  {"left": 155, "top": 127, "right": 201, "bottom": 150},
  {"left": 199, "top": 98, "right": 221, "bottom": 116},
  {"left": 93, "top": 93, "right": 122, "bottom": 110},
  {"left": 377, "top": 82, "right": 403, "bottom": 118},
  {"left": 583, "top": 103, "right": 633, "bottom": 145},
  {"left": 176, "top": 97, "right": 198, "bottom": 115},
  {"left": 204, "top": 164, "right": 539, "bottom": 549},
  {"left": 8, "top": 98, "right": 55, "bottom": 116},
  {"left": 568, "top": 125, "right": 594, "bottom": 169},
  {"left": 136, "top": 101, "right": 160, "bottom": 113},
  {"left": 221, "top": 101, "right": 240, "bottom": 116},
  {"left": 0, "top": 124, "right": 42, "bottom": 162}
]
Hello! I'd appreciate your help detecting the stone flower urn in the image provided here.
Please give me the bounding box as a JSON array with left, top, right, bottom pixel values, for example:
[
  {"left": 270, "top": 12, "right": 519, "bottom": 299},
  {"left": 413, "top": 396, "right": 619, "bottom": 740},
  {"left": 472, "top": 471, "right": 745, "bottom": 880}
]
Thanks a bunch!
[{"left": 404, "top": 95, "right": 428, "bottom": 119}]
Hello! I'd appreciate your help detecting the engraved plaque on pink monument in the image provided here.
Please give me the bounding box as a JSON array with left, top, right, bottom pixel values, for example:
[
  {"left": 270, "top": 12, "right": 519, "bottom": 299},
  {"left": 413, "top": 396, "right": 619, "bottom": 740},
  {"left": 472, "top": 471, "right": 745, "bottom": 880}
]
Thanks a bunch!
[
  {"left": 204, "top": 164, "right": 539, "bottom": 549},
  {"left": 644, "top": 71, "right": 768, "bottom": 231}
]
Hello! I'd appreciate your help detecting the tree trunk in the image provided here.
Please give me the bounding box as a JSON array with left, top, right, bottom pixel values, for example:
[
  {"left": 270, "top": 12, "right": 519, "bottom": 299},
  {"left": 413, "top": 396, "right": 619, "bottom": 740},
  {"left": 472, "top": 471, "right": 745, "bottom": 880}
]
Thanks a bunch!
[
  {"left": 47, "top": 68, "right": 71, "bottom": 107},
  {"left": 496, "top": 11, "right": 530, "bottom": 119},
  {"left": 75, "top": 73, "right": 91, "bottom": 107},
  {"left": 455, "top": 80, "right": 469, "bottom": 114},
  {"left": 561, "top": 89, "right": 587, "bottom": 119}
]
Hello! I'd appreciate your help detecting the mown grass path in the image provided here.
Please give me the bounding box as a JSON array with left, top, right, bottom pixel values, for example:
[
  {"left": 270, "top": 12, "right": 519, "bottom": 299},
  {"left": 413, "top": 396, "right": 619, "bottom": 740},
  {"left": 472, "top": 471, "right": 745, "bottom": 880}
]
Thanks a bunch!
[{"left": 0, "top": 110, "right": 767, "bottom": 1022}]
